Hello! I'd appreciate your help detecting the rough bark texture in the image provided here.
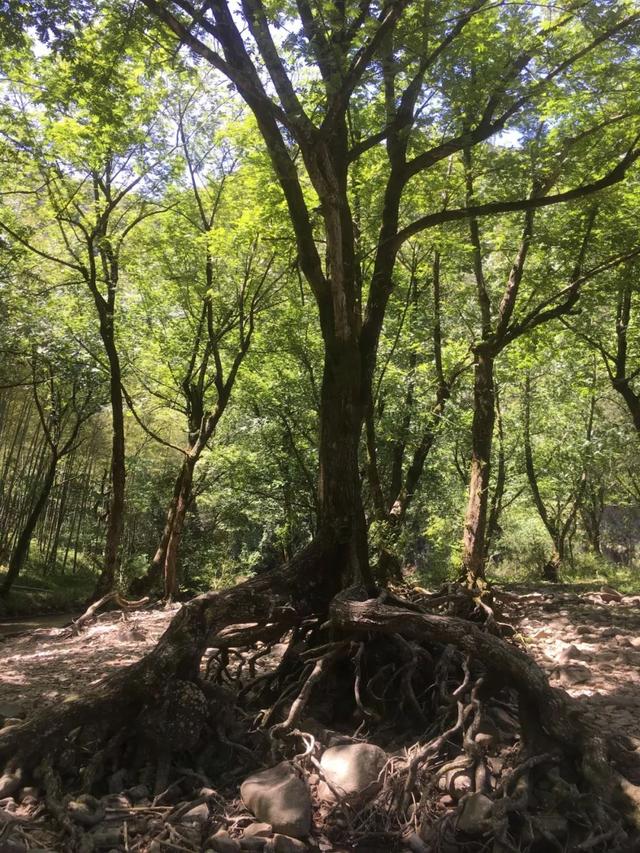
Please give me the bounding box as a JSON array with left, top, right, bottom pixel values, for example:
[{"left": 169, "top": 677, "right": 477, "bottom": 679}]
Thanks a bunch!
[
  {"left": 163, "top": 456, "right": 195, "bottom": 599},
  {"left": 95, "top": 362, "right": 126, "bottom": 598},
  {"left": 462, "top": 347, "right": 495, "bottom": 585},
  {"left": 330, "top": 588, "right": 640, "bottom": 823},
  {"left": 0, "top": 456, "right": 57, "bottom": 595},
  {"left": 0, "top": 539, "right": 339, "bottom": 771}
]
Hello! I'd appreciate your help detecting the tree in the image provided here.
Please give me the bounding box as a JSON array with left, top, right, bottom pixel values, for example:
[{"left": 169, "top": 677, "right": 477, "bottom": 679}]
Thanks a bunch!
[
  {"left": 2, "top": 0, "right": 640, "bottom": 836},
  {"left": 365, "top": 242, "right": 467, "bottom": 577},
  {"left": 122, "top": 81, "right": 286, "bottom": 597},
  {"left": 139, "top": 0, "right": 640, "bottom": 589},
  {"left": 0, "top": 20, "right": 173, "bottom": 596},
  {"left": 523, "top": 368, "right": 595, "bottom": 581},
  {"left": 0, "top": 348, "right": 99, "bottom": 594}
]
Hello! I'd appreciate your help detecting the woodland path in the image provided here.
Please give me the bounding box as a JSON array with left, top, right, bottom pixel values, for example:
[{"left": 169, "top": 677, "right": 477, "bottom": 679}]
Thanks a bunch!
[
  {"left": 1, "top": 585, "right": 640, "bottom": 852},
  {"left": 512, "top": 585, "right": 640, "bottom": 742},
  {"left": 0, "top": 607, "right": 176, "bottom": 719},
  {"left": 3, "top": 587, "right": 639, "bottom": 735},
  {"left": 0, "top": 613, "right": 82, "bottom": 640}
]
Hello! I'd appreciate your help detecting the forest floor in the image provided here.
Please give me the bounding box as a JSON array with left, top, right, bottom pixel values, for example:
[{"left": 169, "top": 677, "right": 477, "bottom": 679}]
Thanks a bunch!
[
  {"left": 1, "top": 583, "right": 639, "bottom": 851},
  {"left": 0, "top": 569, "right": 96, "bottom": 620}
]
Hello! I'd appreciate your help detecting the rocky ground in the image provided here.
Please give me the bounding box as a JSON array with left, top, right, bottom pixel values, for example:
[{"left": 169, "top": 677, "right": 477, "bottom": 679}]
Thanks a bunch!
[
  {"left": 1, "top": 584, "right": 639, "bottom": 852},
  {"left": 513, "top": 585, "right": 640, "bottom": 743}
]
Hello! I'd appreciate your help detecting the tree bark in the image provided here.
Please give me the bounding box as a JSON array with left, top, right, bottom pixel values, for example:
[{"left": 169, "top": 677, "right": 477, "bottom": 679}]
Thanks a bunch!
[
  {"left": 611, "top": 277, "right": 640, "bottom": 433},
  {"left": 130, "top": 462, "right": 186, "bottom": 596},
  {"left": 92, "top": 328, "right": 126, "bottom": 599},
  {"left": 1, "top": 456, "right": 57, "bottom": 595},
  {"left": 485, "top": 385, "right": 506, "bottom": 559},
  {"left": 317, "top": 332, "right": 369, "bottom": 586},
  {"left": 461, "top": 346, "right": 495, "bottom": 586},
  {"left": 163, "top": 456, "right": 196, "bottom": 600}
]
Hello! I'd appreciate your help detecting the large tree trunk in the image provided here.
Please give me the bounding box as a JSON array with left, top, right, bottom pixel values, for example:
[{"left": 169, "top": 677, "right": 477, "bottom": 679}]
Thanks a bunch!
[
  {"left": 461, "top": 346, "right": 495, "bottom": 586},
  {"left": 0, "top": 538, "right": 339, "bottom": 771},
  {"left": 163, "top": 456, "right": 196, "bottom": 599},
  {"left": 129, "top": 462, "right": 187, "bottom": 597},
  {"left": 1, "top": 455, "right": 57, "bottom": 596},
  {"left": 93, "top": 336, "right": 126, "bottom": 599},
  {"left": 317, "top": 334, "right": 370, "bottom": 587}
]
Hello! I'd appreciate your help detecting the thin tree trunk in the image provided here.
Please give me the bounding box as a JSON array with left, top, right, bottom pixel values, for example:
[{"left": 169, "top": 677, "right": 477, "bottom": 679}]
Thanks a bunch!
[
  {"left": 164, "top": 456, "right": 196, "bottom": 600},
  {"left": 72, "top": 457, "right": 94, "bottom": 575},
  {"left": 485, "top": 385, "right": 506, "bottom": 559},
  {"left": 129, "top": 459, "right": 189, "bottom": 596},
  {"left": 93, "top": 337, "right": 126, "bottom": 598},
  {"left": 62, "top": 450, "right": 92, "bottom": 574},
  {"left": 1, "top": 456, "right": 58, "bottom": 595},
  {"left": 523, "top": 374, "right": 562, "bottom": 582},
  {"left": 317, "top": 333, "right": 370, "bottom": 586},
  {"left": 48, "top": 455, "right": 73, "bottom": 572},
  {"left": 8, "top": 431, "right": 48, "bottom": 560},
  {"left": 0, "top": 414, "right": 44, "bottom": 559},
  {"left": 461, "top": 346, "right": 495, "bottom": 586}
]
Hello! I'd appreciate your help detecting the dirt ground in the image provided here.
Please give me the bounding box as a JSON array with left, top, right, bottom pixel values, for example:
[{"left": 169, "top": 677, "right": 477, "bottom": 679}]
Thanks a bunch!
[
  {"left": 0, "top": 608, "right": 177, "bottom": 720},
  {"left": 513, "top": 585, "right": 640, "bottom": 742},
  {"left": 1, "top": 585, "right": 640, "bottom": 851}
]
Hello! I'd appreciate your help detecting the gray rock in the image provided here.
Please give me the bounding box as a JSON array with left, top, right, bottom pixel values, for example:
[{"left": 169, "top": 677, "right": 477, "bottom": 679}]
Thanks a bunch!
[
  {"left": 456, "top": 793, "right": 493, "bottom": 835},
  {"left": 557, "top": 644, "right": 579, "bottom": 665},
  {"left": 107, "top": 768, "right": 127, "bottom": 793},
  {"left": 208, "top": 828, "right": 242, "bottom": 853},
  {"left": 241, "top": 762, "right": 311, "bottom": 839},
  {"left": 404, "top": 832, "right": 429, "bottom": 852},
  {"left": 318, "top": 743, "right": 386, "bottom": 802},
  {"left": 68, "top": 795, "right": 105, "bottom": 827},
  {"left": 101, "top": 793, "right": 130, "bottom": 810},
  {"left": 90, "top": 827, "right": 123, "bottom": 850},
  {"left": 240, "top": 839, "right": 269, "bottom": 852},
  {"left": 182, "top": 802, "right": 210, "bottom": 825},
  {"left": 473, "top": 717, "right": 500, "bottom": 751},
  {"left": 266, "top": 835, "right": 308, "bottom": 853},
  {"left": 597, "top": 648, "right": 618, "bottom": 661},
  {"left": 559, "top": 664, "right": 591, "bottom": 686},
  {"left": 244, "top": 823, "right": 273, "bottom": 838},
  {"left": 0, "top": 769, "right": 23, "bottom": 799},
  {"left": 438, "top": 757, "right": 473, "bottom": 799},
  {"left": 18, "top": 786, "right": 39, "bottom": 804},
  {"left": 127, "top": 784, "right": 150, "bottom": 803},
  {"left": 600, "top": 585, "right": 622, "bottom": 602},
  {"left": 200, "top": 786, "right": 218, "bottom": 798},
  {"left": 0, "top": 836, "right": 27, "bottom": 853}
]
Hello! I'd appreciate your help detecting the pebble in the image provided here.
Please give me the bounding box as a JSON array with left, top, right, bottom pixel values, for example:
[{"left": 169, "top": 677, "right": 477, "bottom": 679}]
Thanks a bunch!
[
  {"left": 208, "top": 828, "right": 242, "bottom": 853},
  {"left": 241, "top": 762, "right": 311, "bottom": 838},
  {"left": 267, "top": 835, "right": 308, "bottom": 853},
  {"left": 244, "top": 823, "right": 273, "bottom": 838},
  {"left": 182, "top": 802, "right": 210, "bottom": 825},
  {"left": 521, "top": 591, "right": 640, "bottom": 740},
  {"left": 127, "top": 784, "right": 150, "bottom": 803}
]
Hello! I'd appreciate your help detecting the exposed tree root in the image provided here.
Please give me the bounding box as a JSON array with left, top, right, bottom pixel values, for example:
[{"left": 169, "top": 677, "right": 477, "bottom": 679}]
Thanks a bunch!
[
  {"left": 331, "top": 588, "right": 640, "bottom": 834},
  {"left": 65, "top": 590, "right": 151, "bottom": 636},
  {"left": 0, "top": 540, "right": 337, "bottom": 772},
  {"left": 2, "top": 568, "right": 640, "bottom": 851}
]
